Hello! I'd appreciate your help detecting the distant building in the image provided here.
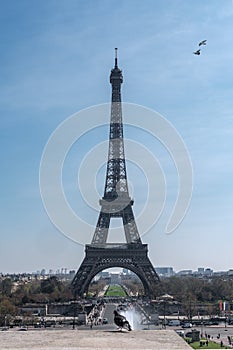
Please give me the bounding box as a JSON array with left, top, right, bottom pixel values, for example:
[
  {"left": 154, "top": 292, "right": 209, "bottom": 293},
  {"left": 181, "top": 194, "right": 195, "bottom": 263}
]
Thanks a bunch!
[
  {"left": 177, "top": 269, "right": 192, "bottom": 276},
  {"left": 110, "top": 273, "right": 121, "bottom": 284},
  {"left": 100, "top": 271, "right": 110, "bottom": 278},
  {"left": 214, "top": 271, "right": 226, "bottom": 276},
  {"left": 95, "top": 271, "right": 110, "bottom": 282},
  {"left": 204, "top": 268, "right": 213, "bottom": 276},
  {"left": 69, "top": 270, "right": 75, "bottom": 277},
  {"left": 155, "top": 267, "right": 174, "bottom": 277}
]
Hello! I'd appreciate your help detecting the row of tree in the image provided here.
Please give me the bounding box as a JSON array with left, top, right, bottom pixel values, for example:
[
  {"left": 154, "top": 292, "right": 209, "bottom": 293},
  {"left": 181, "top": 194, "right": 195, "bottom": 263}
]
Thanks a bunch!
[
  {"left": 161, "top": 276, "right": 233, "bottom": 303},
  {"left": 0, "top": 276, "right": 73, "bottom": 324},
  {"left": 1, "top": 275, "right": 233, "bottom": 305},
  {"left": 1, "top": 275, "right": 233, "bottom": 323},
  {"left": 123, "top": 275, "right": 233, "bottom": 303}
]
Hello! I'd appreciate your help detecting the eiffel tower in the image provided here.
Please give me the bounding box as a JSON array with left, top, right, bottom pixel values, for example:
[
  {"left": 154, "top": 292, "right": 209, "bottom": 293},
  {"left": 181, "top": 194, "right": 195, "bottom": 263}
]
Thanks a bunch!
[{"left": 72, "top": 49, "right": 159, "bottom": 298}]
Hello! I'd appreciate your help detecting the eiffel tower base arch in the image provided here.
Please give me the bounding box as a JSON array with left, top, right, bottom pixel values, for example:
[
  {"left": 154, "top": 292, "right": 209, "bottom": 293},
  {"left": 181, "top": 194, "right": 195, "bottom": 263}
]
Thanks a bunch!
[{"left": 72, "top": 243, "right": 160, "bottom": 299}]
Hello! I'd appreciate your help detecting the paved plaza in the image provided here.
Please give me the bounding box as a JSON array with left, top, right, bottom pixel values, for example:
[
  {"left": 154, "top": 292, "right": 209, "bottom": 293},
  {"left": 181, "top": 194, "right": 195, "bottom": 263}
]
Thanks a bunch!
[{"left": 0, "top": 329, "right": 191, "bottom": 350}]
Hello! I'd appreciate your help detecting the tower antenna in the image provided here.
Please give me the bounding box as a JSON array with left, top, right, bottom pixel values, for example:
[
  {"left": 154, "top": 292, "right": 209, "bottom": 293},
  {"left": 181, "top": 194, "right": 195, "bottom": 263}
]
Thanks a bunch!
[{"left": 115, "top": 47, "right": 118, "bottom": 68}]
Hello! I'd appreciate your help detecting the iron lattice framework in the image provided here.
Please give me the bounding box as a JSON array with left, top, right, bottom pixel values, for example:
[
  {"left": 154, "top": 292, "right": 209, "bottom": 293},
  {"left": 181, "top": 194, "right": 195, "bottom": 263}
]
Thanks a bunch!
[{"left": 72, "top": 49, "right": 159, "bottom": 298}]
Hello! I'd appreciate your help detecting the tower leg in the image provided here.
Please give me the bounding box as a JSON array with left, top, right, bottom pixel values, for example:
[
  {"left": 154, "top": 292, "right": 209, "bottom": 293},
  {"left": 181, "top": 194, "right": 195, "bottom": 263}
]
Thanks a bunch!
[{"left": 72, "top": 244, "right": 159, "bottom": 298}]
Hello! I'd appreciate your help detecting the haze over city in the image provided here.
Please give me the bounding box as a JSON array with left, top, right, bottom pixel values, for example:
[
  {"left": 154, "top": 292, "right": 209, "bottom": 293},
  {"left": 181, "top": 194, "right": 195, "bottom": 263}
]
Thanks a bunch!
[{"left": 1, "top": 0, "right": 233, "bottom": 273}]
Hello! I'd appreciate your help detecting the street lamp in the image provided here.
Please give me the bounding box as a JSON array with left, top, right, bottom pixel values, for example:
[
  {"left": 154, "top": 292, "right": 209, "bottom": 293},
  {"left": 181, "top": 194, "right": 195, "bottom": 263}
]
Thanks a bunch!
[
  {"left": 163, "top": 300, "right": 166, "bottom": 329},
  {"left": 72, "top": 302, "right": 77, "bottom": 330},
  {"left": 159, "top": 294, "right": 174, "bottom": 329}
]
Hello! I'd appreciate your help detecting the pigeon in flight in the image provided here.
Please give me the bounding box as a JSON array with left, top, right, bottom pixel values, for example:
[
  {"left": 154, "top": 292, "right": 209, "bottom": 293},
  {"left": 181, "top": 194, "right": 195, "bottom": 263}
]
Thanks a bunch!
[
  {"left": 193, "top": 49, "right": 201, "bottom": 55},
  {"left": 113, "top": 310, "right": 132, "bottom": 331},
  {"left": 199, "top": 40, "right": 207, "bottom": 46}
]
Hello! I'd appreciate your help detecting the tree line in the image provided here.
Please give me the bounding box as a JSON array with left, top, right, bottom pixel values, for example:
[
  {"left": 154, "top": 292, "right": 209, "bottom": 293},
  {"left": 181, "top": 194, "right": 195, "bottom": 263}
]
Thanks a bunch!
[
  {"left": 1, "top": 275, "right": 233, "bottom": 325},
  {"left": 0, "top": 276, "right": 72, "bottom": 325},
  {"left": 161, "top": 276, "right": 233, "bottom": 303}
]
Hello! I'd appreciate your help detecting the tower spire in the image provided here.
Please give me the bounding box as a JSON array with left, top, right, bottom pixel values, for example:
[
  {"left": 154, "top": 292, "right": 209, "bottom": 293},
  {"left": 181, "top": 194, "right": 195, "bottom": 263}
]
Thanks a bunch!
[
  {"left": 91, "top": 48, "right": 140, "bottom": 245},
  {"left": 115, "top": 47, "right": 118, "bottom": 68}
]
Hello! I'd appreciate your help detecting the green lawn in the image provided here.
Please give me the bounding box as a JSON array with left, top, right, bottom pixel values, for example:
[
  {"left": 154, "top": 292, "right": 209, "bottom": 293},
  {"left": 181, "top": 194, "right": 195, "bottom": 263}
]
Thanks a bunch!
[
  {"left": 104, "top": 284, "right": 127, "bottom": 297},
  {"left": 189, "top": 340, "right": 230, "bottom": 349}
]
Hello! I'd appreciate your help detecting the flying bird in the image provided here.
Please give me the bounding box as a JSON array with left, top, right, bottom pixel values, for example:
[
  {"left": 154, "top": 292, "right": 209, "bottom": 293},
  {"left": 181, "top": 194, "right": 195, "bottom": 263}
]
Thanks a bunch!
[
  {"left": 199, "top": 40, "right": 207, "bottom": 46},
  {"left": 113, "top": 310, "right": 132, "bottom": 331},
  {"left": 193, "top": 49, "right": 201, "bottom": 55}
]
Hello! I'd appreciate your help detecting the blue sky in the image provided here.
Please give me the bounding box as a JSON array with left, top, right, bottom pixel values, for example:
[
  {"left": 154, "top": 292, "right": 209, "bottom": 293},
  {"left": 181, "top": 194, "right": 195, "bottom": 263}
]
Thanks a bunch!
[{"left": 1, "top": 0, "right": 233, "bottom": 274}]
